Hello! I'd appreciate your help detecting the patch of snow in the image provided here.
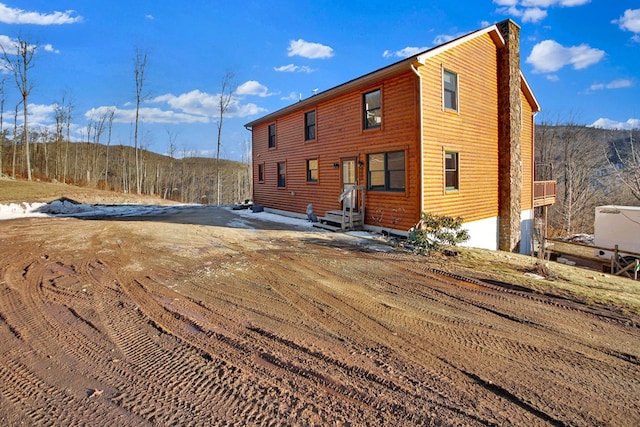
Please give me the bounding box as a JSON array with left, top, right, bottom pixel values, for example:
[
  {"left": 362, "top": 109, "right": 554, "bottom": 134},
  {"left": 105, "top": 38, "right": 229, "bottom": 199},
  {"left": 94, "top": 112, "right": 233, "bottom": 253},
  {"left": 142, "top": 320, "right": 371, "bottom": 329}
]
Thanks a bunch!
[
  {"left": 229, "top": 207, "right": 315, "bottom": 228},
  {"left": 0, "top": 199, "right": 192, "bottom": 221},
  {"left": 0, "top": 202, "right": 49, "bottom": 219}
]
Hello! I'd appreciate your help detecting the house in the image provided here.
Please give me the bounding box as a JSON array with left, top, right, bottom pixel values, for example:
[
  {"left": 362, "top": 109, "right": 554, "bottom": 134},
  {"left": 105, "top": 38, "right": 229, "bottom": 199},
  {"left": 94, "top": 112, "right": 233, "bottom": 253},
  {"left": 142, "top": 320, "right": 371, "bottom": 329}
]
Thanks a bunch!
[{"left": 244, "top": 20, "right": 555, "bottom": 254}]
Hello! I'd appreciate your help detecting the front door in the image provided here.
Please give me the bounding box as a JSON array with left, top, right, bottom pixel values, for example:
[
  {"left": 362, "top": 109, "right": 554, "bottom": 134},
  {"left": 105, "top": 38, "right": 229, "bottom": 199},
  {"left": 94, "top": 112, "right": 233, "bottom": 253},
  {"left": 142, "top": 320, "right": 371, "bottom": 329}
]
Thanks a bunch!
[{"left": 341, "top": 158, "right": 357, "bottom": 210}]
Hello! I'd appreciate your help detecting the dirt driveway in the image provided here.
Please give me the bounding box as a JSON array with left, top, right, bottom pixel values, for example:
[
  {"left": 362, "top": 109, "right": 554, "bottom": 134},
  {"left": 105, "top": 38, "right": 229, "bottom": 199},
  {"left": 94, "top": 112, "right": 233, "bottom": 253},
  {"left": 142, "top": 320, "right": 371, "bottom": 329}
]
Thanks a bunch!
[{"left": 1, "top": 206, "right": 639, "bottom": 426}]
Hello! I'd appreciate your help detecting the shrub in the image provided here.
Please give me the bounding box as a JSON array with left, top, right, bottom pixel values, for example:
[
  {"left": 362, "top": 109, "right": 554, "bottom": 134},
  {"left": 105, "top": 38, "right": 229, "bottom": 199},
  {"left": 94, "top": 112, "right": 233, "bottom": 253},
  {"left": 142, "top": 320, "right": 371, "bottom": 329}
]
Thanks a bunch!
[{"left": 409, "top": 212, "right": 470, "bottom": 255}]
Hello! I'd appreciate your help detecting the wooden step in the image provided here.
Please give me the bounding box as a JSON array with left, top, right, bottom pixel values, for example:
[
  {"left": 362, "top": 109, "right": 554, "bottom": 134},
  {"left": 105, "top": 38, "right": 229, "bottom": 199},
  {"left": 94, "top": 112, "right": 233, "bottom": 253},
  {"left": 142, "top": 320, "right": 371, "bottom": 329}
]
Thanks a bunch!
[
  {"left": 324, "top": 211, "right": 362, "bottom": 224},
  {"left": 312, "top": 221, "right": 342, "bottom": 232}
]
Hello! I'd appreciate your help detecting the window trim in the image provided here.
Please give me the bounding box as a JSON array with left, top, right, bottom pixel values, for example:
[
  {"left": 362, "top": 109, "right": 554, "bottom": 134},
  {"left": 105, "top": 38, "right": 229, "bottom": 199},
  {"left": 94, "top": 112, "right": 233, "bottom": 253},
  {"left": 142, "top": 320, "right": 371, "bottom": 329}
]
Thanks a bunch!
[
  {"left": 257, "top": 162, "right": 265, "bottom": 183},
  {"left": 363, "top": 88, "right": 382, "bottom": 130},
  {"left": 443, "top": 68, "right": 459, "bottom": 112},
  {"left": 367, "top": 150, "right": 406, "bottom": 192},
  {"left": 444, "top": 150, "right": 459, "bottom": 192},
  {"left": 268, "top": 123, "right": 276, "bottom": 148},
  {"left": 277, "top": 161, "right": 286, "bottom": 188},
  {"left": 304, "top": 110, "right": 316, "bottom": 141},
  {"left": 306, "top": 158, "right": 319, "bottom": 183}
]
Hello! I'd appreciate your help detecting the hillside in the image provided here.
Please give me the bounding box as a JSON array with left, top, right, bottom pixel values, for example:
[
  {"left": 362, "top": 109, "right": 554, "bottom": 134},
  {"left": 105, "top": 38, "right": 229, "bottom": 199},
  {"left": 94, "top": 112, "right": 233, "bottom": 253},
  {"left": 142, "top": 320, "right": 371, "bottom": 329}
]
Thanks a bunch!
[
  {"left": 1, "top": 140, "right": 251, "bottom": 205},
  {"left": 535, "top": 124, "right": 640, "bottom": 235}
]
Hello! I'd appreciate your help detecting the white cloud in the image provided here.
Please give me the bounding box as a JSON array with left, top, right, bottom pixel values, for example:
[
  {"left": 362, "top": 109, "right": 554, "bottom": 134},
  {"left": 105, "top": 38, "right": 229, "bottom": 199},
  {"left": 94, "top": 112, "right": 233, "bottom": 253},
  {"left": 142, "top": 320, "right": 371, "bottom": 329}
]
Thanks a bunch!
[
  {"left": 588, "top": 79, "right": 633, "bottom": 92},
  {"left": 287, "top": 39, "right": 334, "bottom": 59},
  {"left": 521, "top": 0, "right": 590, "bottom": 6},
  {"left": 0, "top": 3, "right": 82, "bottom": 25},
  {"left": 281, "top": 92, "right": 299, "bottom": 101},
  {"left": 85, "top": 105, "right": 209, "bottom": 125},
  {"left": 494, "top": 0, "right": 589, "bottom": 23},
  {"left": 24, "top": 103, "right": 57, "bottom": 127},
  {"left": 526, "top": 40, "right": 605, "bottom": 73},
  {"left": 42, "top": 44, "right": 59, "bottom": 54},
  {"left": 149, "top": 89, "right": 266, "bottom": 120},
  {"left": 85, "top": 88, "right": 267, "bottom": 125},
  {"left": 613, "top": 9, "right": 640, "bottom": 42},
  {"left": 590, "top": 118, "right": 640, "bottom": 130},
  {"left": 522, "top": 7, "right": 548, "bottom": 23},
  {"left": 151, "top": 90, "right": 215, "bottom": 117},
  {"left": 0, "top": 35, "right": 56, "bottom": 56},
  {"left": 235, "top": 80, "right": 271, "bottom": 97},
  {"left": 382, "top": 46, "right": 429, "bottom": 59},
  {"left": 273, "top": 64, "right": 315, "bottom": 73},
  {"left": 145, "top": 14, "right": 154, "bottom": 20}
]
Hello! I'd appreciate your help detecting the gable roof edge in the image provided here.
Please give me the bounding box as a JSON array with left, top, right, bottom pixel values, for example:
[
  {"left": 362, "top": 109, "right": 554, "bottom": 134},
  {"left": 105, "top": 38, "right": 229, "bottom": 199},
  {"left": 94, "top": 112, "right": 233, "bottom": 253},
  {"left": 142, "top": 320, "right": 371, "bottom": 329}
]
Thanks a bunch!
[
  {"left": 520, "top": 71, "right": 541, "bottom": 113},
  {"left": 416, "top": 25, "right": 505, "bottom": 65},
  {"left": 245, "top": 23, "right": 512, "bottom": 129}
]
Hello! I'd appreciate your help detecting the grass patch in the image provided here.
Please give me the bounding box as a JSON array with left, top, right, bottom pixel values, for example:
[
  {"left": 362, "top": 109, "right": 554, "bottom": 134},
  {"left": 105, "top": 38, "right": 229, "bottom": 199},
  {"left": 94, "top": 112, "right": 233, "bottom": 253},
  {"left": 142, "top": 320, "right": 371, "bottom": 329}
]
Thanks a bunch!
[
  {"left": 447, "top": 247, "right": 640, "bottom": 316},
  {"left": 0, "top": 177, "right": 173, "bottom": 205}
]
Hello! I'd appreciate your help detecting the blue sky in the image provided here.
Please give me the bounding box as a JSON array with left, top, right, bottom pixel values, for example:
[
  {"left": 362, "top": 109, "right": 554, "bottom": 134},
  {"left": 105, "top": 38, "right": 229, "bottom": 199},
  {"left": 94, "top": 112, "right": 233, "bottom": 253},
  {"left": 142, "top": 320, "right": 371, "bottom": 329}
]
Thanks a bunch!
[{"left": 0, "top": 1, "right": 639, "bottom": 161}]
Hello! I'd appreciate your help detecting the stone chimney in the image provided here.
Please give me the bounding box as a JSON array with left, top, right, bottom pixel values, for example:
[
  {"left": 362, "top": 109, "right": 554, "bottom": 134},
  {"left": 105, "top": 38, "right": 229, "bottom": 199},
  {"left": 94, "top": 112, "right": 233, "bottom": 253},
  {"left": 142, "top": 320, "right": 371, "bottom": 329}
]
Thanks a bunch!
[{"left": 497, "top": 19, "right": 522, "bottom": 253}]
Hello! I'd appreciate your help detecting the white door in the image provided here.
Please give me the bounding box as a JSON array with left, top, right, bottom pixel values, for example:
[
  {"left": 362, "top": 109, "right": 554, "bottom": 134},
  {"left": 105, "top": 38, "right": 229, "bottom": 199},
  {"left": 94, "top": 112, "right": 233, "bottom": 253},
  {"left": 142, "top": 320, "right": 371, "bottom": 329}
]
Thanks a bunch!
[{"left": 341, "top": 158, "right": 357, "bottom": 210}]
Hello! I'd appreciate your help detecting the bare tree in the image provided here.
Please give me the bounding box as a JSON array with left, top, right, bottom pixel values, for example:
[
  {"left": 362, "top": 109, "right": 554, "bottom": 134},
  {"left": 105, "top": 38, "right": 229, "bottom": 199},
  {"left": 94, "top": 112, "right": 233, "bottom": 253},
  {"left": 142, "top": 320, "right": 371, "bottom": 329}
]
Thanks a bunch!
[
  {"left": 606, "top": 128, "right": 640, "bottom": 201},
  {"left": 535, "top": 120, "right": 606, "bottom": 235},
  {"left": 12, "top": 102, "right": 19, "bottom": 177},
  {"left": 2, "top": 36, "right": 37, "bottom": 180},
  {"left": 103, "top": 107, "right": 115, "bottom": 188},
  {"left": 214, "top": 71, "right": 235, "bottom": 205},
  {"left": 133, "top": 47, "right": 149, "bottom": 194},
  {"left": 54, "top": 93, "right": 73, "bottom": 183}
]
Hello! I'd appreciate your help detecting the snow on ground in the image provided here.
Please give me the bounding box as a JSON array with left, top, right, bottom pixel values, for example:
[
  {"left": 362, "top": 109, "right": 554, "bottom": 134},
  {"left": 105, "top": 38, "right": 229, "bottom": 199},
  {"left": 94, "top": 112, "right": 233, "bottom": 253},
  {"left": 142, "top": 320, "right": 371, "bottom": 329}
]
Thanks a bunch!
[
  {"left": 0, "top": 199, "right": 393, "bottom": 250},
  {"left": 0, "top": 199, "right": 312, "bottom": 229},
  {"left": 0, "top": 199, "right": 186, "bottom": 220},
  {"left": 231, "top": 207, "right": 314, "bottom": 229}
]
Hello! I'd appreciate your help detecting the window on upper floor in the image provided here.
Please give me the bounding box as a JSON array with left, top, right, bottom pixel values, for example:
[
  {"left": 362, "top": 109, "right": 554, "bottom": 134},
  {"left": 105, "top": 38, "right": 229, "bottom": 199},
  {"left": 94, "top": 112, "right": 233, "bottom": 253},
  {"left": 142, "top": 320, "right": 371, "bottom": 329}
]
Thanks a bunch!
[
  {"left": 277, "top": 162, "right": 286, "bottom": 188},
  {"left": 363, "top": 89, "right": 381, "bottom": 129},
  {"left": 443, "top": 69, "right": 458, "bottom": 111},
  {"left": 367, "top": 151, "right": 405, "bottom": 192},
  {"left": 268, "top": 124, "right": 276, "bottom": 148},
  {"left": 305, "top": 110, "right": 316, "bottom": 141},
  {"left": 445, "top": 151, "right": 459, "bottom": 191},
  {"left": 257, "top": 163, "right": 265, "bottom": 183},
  {"left": 306, "top": 159, "right": 318, "bottom": 183}
]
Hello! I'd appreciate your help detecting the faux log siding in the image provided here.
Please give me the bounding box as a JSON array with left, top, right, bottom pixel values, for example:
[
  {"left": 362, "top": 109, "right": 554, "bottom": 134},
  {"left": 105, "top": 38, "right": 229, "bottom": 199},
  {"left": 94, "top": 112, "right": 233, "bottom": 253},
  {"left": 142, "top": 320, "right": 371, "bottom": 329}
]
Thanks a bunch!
[
  {"left": 252, "top": 72, "right": 421, "bottom": 231},
  {"left": 419, "top": 33, "right": 501, "bottom": 223},
  {"left": 521, "top": 90, "right": 534, "bottom": 211}
]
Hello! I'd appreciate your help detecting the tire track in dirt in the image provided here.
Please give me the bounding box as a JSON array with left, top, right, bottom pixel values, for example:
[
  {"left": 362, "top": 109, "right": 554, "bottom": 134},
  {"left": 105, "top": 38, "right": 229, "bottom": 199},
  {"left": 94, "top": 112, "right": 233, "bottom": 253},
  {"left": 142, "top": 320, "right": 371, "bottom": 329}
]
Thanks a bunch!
[
  {"left": 2, "top": 216, "right": 640, "bottom": 426},
  {"left": 0, "top": 252, "right": 140, "bottom": 425},
  {"left": 225, "top": 246, "right": 526, "bottom": 425},
  {"left": 377, "top": 254, "right": 640, "bottom": 425},
  {"left": 283, "top": 247, "right": 640, "bottom": 425}
]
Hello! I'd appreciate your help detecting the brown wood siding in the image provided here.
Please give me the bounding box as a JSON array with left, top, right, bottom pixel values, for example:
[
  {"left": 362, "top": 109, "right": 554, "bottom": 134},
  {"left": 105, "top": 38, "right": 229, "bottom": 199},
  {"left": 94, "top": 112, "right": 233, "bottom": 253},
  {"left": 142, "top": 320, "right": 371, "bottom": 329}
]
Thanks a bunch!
[
  {"left": 252, "top": 30, "right": 536, "bottom": 232},
  {"left": 419, "top": 33, "right": 500, "bottom": 223},
  {"left": 252, "top": 72, "right": 421, "bottom": 231},
  {"left": 521, "top": 90, "right": 534, "bottom": 211}
]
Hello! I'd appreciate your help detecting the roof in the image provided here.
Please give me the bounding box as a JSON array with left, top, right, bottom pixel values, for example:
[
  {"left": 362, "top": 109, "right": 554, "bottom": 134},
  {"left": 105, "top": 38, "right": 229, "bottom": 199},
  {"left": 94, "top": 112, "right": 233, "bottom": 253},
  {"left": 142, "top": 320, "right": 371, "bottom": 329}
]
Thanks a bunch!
[{"left": 245, "top": 20, "right": 539, "bottom": 128}]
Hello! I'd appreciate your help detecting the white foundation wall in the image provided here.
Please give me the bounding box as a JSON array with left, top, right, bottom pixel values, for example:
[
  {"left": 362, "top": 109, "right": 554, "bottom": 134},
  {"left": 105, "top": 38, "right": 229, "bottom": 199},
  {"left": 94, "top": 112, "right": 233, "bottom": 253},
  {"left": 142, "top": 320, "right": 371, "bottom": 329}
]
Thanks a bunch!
[
  {"left": 460, "top": 210, "right": 534, "bottom": 254},
  {"left": 462, "top": 216, "right": 499, "bottom": 251},
  {"left": 520, "top": 209, "right": 534, "bottom": 255}
]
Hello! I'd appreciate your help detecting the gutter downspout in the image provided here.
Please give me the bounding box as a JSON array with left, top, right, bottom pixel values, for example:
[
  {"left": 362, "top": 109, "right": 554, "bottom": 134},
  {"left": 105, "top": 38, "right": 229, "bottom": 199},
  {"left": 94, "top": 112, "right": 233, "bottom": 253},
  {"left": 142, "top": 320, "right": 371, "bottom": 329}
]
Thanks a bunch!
[{"left": 410, "top": 63, "right": 425, "bottom": 215}]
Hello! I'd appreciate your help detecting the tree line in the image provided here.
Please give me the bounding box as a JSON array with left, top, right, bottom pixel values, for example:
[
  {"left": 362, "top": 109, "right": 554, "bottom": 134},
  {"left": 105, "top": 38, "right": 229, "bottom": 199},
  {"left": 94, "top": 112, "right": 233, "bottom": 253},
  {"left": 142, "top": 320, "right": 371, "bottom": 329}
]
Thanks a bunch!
[
  {"left": 0, "top": 132, "right": 251, "bottom": 205},
  {"left": 535, "top": 122, "right": 640, "bottom": 236},
  {"left": 0, "top": 36, "right": 248, "bottom": 204}
]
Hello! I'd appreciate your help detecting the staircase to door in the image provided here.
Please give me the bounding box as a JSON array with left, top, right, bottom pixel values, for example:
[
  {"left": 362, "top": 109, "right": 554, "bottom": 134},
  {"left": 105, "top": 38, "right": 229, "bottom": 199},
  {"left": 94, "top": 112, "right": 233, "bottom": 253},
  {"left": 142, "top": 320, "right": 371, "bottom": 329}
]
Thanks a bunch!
[{"left": 314, "top": 158, "right": 366, "bottom": 231}]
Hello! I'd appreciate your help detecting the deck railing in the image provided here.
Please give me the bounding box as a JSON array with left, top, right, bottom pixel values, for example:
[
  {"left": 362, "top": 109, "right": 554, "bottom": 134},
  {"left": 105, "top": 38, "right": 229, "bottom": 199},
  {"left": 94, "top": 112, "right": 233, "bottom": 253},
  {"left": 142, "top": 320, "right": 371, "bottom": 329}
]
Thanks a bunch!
[{"left": 533, "top": 180, "right": 556, "bottom": 207}]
